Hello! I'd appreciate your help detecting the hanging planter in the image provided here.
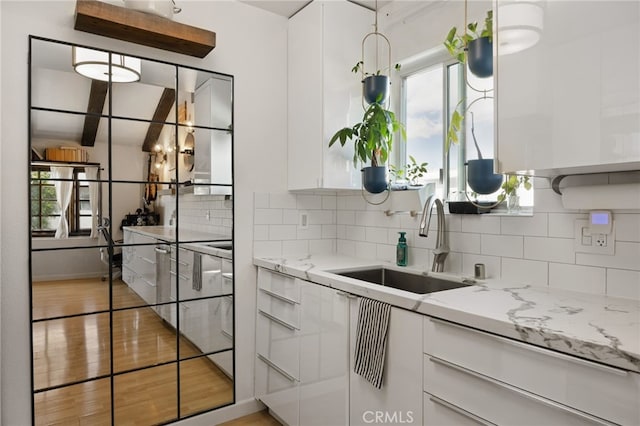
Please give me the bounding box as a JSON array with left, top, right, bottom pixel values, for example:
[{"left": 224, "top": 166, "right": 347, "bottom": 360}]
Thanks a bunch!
[
  {"left": 467, "top": 159, "right": 502, "bottom": 194},
  {"left": 362, "top": 166, "right": 389, "bottom": 194},
  {"left": 467, "top": 36, "right": 493, "bottom": 78},
  {"left": 444, "top": 10, "right": 493, "bottom": 79},
  {"left": 363, "top": 75, "right": 390, "bottom": 105}
]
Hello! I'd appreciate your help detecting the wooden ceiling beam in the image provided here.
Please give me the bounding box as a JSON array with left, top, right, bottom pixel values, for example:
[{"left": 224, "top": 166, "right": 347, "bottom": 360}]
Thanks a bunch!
[
  {"left": 81, "top": 80, "right": 109, "bottom": 147},
  {"left": 74, "top": 0, "right": 216, "bottom": 58},
  {"left": 142, "top": 88, "right": 176, "bottom": 152}
]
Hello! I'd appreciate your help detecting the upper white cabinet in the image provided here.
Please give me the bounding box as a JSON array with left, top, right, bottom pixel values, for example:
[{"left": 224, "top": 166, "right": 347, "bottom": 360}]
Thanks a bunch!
[
  {"left": 288, "top": 0, "right": 373, "bottom": 190},
  {"left": 495, "top": 0, "right": 640, "bottom": 176}
]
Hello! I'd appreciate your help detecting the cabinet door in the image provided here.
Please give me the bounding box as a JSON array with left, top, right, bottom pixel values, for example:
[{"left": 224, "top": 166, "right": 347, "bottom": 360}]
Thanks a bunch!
[
  {"left": 495, "top": 0, "right": 640, "bottom": 175},
  {"left": 299, "top": 282, "right": 349, "bottom": 426},
  {"left": 349, "top": 302, "right": 423, "bottom": 425},
  {"left": 288, "top": 0, "right": 373, "bottom": 190}
]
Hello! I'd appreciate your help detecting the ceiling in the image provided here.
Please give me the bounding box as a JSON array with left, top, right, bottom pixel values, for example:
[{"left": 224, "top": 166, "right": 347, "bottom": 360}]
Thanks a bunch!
[{"left": 239, "top": 0, "right": 391, "bottom": 18}]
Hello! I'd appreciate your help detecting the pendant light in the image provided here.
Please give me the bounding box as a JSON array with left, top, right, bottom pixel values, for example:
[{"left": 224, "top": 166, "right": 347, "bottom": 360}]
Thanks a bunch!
[{"left": 72, "top": 46, "right": 141, "bottom": 83}]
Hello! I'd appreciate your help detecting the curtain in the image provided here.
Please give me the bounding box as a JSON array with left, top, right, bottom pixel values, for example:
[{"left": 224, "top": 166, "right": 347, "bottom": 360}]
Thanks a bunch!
[
  {"left": 85, "top": 166, "right": 100, "bottom": 238},
  {"left": 51, "top": 166, "right": 73, "bottom": 239}
]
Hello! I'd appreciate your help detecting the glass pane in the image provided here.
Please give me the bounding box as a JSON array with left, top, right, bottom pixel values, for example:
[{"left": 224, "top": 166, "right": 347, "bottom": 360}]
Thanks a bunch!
[
  {"left": 180, "top": 355, "right": 233, "bottom": 416},
  {"left": 79, "top": 187, "right": 90, "bottom": 199},
  {"left": 405, "top": 66, "right": 444, "bottom": 186},
  {"left": 114, "top": 364, "right": 178, "bottom": 425},
  {"left": 32, "top": 313, "right": 111, "bottom": 390},
  {"left": 34, "top": 378, "right": 111, "bottom": 425},
  {"left": 176, "top": 191, "right": 233, "bottom": 240},
  {"left": 80, "top": 216, "right": 93, "bottom": 228},
  {"left": 179, "top": 298, "right": 233, "bottom": 358},
  {"left": 112, "top": 307, "right": 178, "bottom": 372},
  {"left": 180, "top": 69, "right": 232, "bottom": 130}
]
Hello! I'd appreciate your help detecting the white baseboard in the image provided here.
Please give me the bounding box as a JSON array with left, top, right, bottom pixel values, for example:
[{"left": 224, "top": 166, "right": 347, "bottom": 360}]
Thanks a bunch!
[{"left": 172, "top": 398, "right": 266, "bottom": 426}]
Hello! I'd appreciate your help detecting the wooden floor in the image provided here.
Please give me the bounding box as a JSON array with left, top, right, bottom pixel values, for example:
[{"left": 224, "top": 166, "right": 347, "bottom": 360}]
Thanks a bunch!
[
  {"left": 32, "top": 278, "right": 233, "bottom": 425},
  {"left": 219, "top": 410, "right": 282, "bottom": 426}
]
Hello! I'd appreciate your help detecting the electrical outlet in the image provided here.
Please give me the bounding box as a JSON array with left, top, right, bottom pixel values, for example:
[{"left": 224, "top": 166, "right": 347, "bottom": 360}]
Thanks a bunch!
[
  {"left": 574, "top": 219, "right": 615, "bottom": 255},
  {"left": 299, "top": 211, "right": 309, "bottom": 230}
]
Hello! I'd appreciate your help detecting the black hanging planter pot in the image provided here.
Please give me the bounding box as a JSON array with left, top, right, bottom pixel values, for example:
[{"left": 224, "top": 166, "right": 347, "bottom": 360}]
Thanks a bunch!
[
  {"left": 467, "top": 159, "right": 502, "bottom": 195},
  {"left": 467, "top": 37, "right": 493, "bottom": 78},
  {"left": 362, "top": 166, "right": 388, "bottom": 194},
  {"left": 363, "top": 75, "right": 390, "bottom": 105}
]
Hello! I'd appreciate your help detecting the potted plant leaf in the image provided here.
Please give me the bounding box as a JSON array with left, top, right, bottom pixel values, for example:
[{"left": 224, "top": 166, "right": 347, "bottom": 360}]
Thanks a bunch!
[
  {"left": 329, "top": 99, "right": 406, "bottom": 194},
  {"left": 444, "top": 10, "right": 493, "bottom": 78},
  {"left": 498, "top": 174, "right": 532, "bottom": 213},
  {"left": 353, "top": 61, "right": 401, "bottom": 105}
]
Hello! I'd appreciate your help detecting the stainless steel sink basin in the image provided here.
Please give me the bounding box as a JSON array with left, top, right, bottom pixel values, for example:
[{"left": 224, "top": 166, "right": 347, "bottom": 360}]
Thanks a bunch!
[
  {"left": 334, "top": 268, "right": 471, "bottom": 294},
  {"left": 205, "top": 242, "right": 232, "bottom": 250}
]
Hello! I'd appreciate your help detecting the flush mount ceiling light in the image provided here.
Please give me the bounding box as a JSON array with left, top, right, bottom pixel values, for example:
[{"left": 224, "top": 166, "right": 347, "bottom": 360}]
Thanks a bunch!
[
  {"left": 72, "top": 46, "right": 141, "bottom": 83},
  {"left": 497, "top": 0, "right": 544, "bottom": 55}
]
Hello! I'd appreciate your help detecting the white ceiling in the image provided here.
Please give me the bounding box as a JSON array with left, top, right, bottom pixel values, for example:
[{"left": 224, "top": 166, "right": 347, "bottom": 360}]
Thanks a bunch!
[{"left": 239, "top": 0, "right": 391, "bottom": 18}]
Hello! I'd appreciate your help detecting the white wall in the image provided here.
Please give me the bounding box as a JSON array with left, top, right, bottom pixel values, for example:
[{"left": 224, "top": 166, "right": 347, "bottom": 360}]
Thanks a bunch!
[{"left": 0, "top": 1, "right": 288, "bottom": 424}]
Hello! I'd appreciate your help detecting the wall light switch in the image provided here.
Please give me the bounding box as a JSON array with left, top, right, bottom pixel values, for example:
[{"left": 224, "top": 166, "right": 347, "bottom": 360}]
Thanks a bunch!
[
  {"left": 574, "top": 219, "right": 615, "bottom": 255},
  {"left": 299, "top": 210, "right": 309, "bottom": 230}
]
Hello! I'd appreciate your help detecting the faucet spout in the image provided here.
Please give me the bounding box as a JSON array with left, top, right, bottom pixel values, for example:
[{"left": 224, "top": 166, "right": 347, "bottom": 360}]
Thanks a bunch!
[{"left": 418, "top": 195, "right": 449, "bottom": 272}]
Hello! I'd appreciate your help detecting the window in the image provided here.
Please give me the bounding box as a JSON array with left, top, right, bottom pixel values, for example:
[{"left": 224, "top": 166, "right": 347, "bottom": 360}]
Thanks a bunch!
[
  {"left": 31, "top": 166, "right": 92, "bottom": 236},
  {"left": 399, "top": 52, "right": 533, "bottom": 209}
]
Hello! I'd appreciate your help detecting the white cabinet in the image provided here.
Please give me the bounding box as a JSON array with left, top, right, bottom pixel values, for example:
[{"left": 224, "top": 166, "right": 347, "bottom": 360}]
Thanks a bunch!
[
  {"left": 349, "top": 301, "right": 423, "bottom": 426},
  {"left": 423, "top": 317, "right": 640, "bottom": 425},
  {"left": 288, "top": 0, "right": 373, "bottom": 190},
  {"left": 122, "top": 228, "right": 159, "bottom": 305},
  {"left": 495, "top": 0, "right": 640, "bottom": 176}
]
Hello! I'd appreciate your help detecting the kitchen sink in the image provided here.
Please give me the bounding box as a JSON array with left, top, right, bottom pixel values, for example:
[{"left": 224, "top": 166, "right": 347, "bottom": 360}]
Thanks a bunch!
[
  {"left": 333, "top": 268, "right": 471, "bottom": 294},
  {"left": 204, "top": 242, "right": 232, "bottom": 250}
]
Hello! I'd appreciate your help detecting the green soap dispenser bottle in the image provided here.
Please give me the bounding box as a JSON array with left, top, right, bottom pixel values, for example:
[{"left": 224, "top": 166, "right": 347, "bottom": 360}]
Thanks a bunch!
[{"left": 396, "top": 232, "right": 408, "bottom": 266}]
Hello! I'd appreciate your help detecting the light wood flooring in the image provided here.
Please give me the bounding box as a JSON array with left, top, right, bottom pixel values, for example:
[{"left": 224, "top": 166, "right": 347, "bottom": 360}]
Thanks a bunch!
[
  {"left": 32, "top": 278, "right": 233, "bottom": 425},
  {"left": 219, "top": 410, "right": 282, "bottom": 426}
]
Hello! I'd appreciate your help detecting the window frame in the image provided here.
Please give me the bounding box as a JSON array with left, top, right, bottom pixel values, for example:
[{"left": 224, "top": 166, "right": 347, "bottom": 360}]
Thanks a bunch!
[{"left": 30, "top": 165, "right": 93, "bottom": 238}]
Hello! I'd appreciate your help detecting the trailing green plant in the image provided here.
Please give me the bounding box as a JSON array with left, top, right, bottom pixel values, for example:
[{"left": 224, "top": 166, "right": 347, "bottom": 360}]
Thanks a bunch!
[
  {"left": 444, "top": 10, "right": 493, "bottom": 63},
  {"left": 352, "top": 61, "right": 401, "bottom": 76},
  {"left": 329, "top": 101, "right": 406, "bottom": 168},
  {"left": 497, "top": 174, "right": 532, "bottom": 203}
]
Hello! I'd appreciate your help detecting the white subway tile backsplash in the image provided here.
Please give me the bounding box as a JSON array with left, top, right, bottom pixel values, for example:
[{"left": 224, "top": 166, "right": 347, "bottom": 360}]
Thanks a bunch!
[
  {"left": 576, "top": 242, "right": 640, "bottom": 271},
  {"left": 461, "top": 254, "right": 501, "bottom": 280},
  {"left": 614, "top": 214, "right": 640, "bottom": 242},
  {"left": 606, "top": 269, "right": 640, "bottom": 300},
  {"left": 449, "top": 232, "right": 481, "bottom": 254},
  {"left": 548, "top": 213, "right": 587, "bottom": 238},
  {"left": 524, "top": 236, "right": 575, "bottom": 264},
  {"left": 269, "top": 193, "right": 297, "bottom": 209},
  {"left": 501, "top": 258, "right": 548, "bottom": 286},
  {"left": 296, "top": 194, "right": 322, "bottom": 210},
  {"left": 253, "top": 191, "right": 640, "bottom": 299},
  {"left": 501, "top": 214, "right": 548, "bottom": 237},
  {"left": 549, "top": 263, "right": 606, "bottom": 295},
  {"left": 269, "top": 225, "right": 297, "bottom": 241},
  {"left": 255, "top": 208, "right": 283, "bottom": 225},
  {"left": 462, "top": 215, "right": 501, "bottom": 234},
  {"left": 481, "top": 234, "right": 523, "bottom": 258},
  {"left": 283, "top": 240, "right": 309, "bottom": 256}
]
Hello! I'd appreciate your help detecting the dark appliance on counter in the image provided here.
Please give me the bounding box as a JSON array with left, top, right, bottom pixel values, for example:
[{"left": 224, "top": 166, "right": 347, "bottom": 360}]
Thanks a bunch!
[{"left": 120, "top": 208, "right": 160, "bottom": 228}]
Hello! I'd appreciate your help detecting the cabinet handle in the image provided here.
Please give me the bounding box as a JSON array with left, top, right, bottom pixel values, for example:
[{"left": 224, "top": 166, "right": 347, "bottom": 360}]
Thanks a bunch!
[
  {"left": 428, "top": 318, "right": 629, "bottom": 377},
  {"left": 258, "top": 309, "right": 299, "bottom": 331},
  {"left": 170, "top": 271, "right": 190, "bottom": 281},
  {"left": 428, "top": 356, "right": 616, "bottom": 425},
  {"left": 139, "top": 256, "right": 156, "bottom": 265},
  {"left": 222, "top": 272, "right": 233, "bottom": 280},
  {"left": 257, "top": 353, "right": 298, "bottom": 383},
  {"left": 155, "top": 247, "right": 169, "bottom": 254},
  {"left": 259, "top": 288, "right": 298, "bottom": 305},
  {"left": 428, "top": 394, "right": 494, "bottom": 425},
  {"left": 336, "top": 291, "right": 358, "bottom": 299}
]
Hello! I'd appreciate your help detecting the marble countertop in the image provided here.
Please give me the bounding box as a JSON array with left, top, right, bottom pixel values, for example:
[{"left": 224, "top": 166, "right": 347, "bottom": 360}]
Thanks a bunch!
[
  {"left": 254, "top": 254, "right": 640, "bottom": 373},
  {"left": 123, "top": 226, "right": 232, "bottom": 259}
]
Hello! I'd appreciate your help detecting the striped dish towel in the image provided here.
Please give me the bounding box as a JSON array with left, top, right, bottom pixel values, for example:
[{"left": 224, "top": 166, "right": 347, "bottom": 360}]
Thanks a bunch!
[
  {"left": 192, "top": 252, "right": 202, "bottom": 291},
  {"left": 353, "top": 297, "right": 392, "bottom": 389}
]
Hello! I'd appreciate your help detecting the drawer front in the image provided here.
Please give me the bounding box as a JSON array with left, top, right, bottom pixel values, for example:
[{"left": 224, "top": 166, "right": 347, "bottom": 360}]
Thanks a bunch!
[
  {"left": 423, "top": 355, "right": 612, "bottom": 426},
  {"left": 129, "top": 272, "right": 156, "bottom": 305},
  {"left": 170, "top": 246, "right": 193, "bottom": 274},
  {"left": 424, "top": 317, "right": 640, "bottom": 425},
  {"left": 258, "top": 288, "right": 300, "bottom": 329},
  {"left": 258, "top": 268, "right": 300, "bottom": 304},
  {"left": 255, "top": 355, "right": 299, "bottom": 426},
  {"left": 423, "top": 392, "right": 489, "bottom": 426},
  {"left": 256, "top": 310, "right": 299, "bottom": 379}
]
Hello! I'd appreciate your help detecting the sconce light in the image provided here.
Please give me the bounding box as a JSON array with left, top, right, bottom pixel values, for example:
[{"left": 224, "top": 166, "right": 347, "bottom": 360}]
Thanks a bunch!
[
  {"left": 154, "top": 144, "right": 166, "bottom": 169},
  {"left": 497, "top": 0, "right": 544, "bottom": 55},
  {"left": 72, "top": 46, "right": 141, "bottom": 83}
]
